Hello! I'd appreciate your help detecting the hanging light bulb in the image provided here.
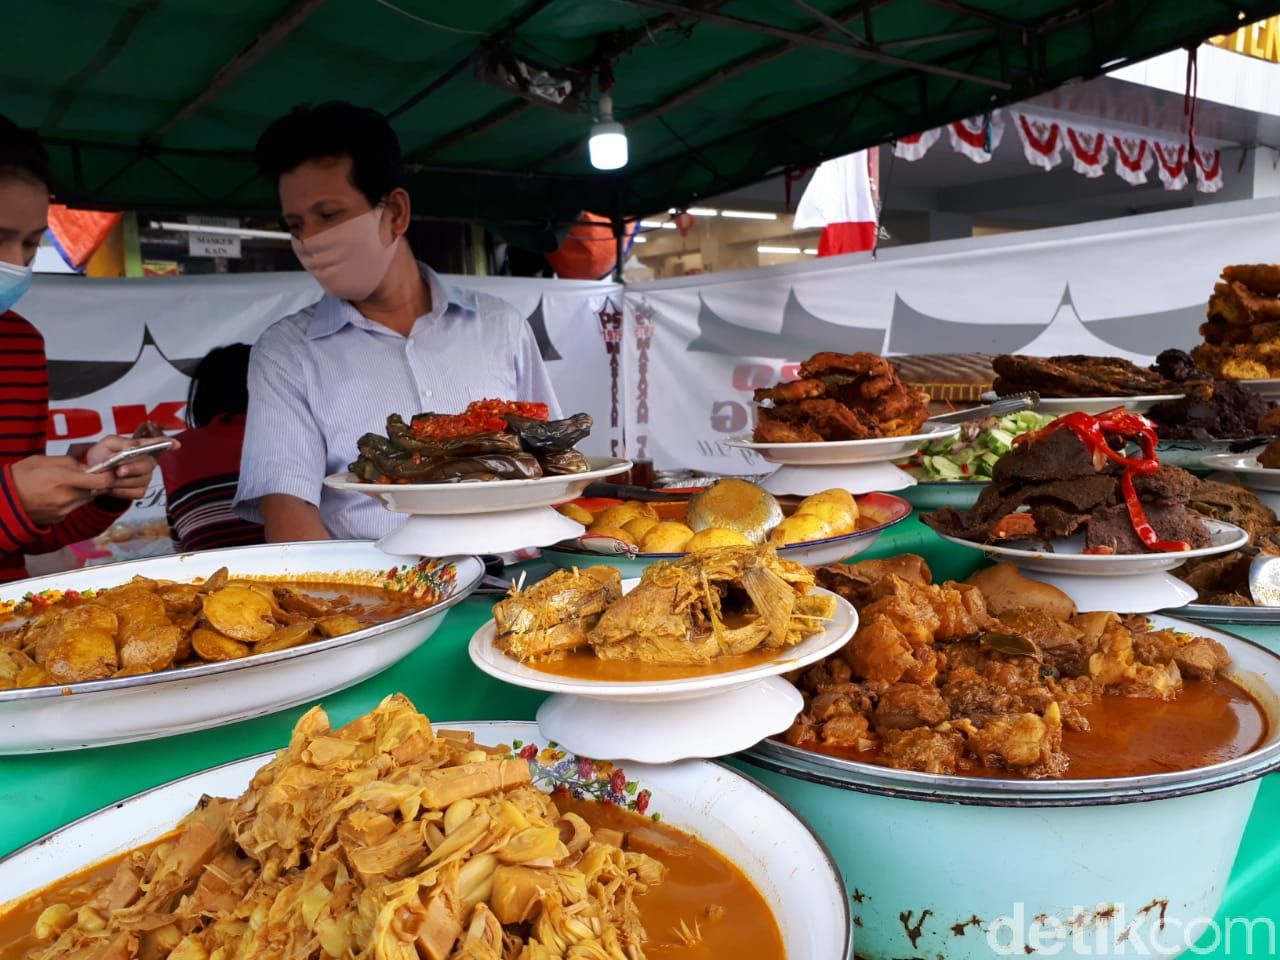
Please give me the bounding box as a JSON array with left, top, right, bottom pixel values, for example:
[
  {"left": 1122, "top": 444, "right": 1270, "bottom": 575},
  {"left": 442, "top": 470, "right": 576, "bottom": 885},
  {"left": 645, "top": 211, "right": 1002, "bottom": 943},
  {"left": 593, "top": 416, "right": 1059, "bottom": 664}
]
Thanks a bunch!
[{"left": 589, "top": 93, "right": 628, "bottom": 171}]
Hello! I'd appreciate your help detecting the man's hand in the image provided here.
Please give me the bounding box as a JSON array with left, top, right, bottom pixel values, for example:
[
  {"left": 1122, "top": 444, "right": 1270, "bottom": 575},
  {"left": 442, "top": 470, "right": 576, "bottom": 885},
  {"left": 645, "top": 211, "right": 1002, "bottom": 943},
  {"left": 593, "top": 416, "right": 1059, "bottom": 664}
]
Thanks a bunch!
[
  {"left": 9, "top": 455, "right": 113, "bottom": 526},
  {"left": 83, "top": 435, "right": 174, "bottom": 502}
]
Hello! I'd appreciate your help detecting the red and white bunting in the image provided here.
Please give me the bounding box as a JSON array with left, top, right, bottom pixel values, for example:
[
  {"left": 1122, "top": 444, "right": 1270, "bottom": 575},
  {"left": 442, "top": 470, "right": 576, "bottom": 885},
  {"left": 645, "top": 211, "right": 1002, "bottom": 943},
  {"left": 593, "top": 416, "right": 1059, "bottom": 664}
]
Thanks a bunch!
[
  {"left": 1012, "top": 112, "right": 1064, "bottom": 170},
  {"left": 1195, "top": 148, "right": 1223, "bottom": 193},
  {"left": 1113, "top": 136, "right": 1153, "bottom": 186},
  {"left": 893, "top": 108, "right": 1224, "bottom": 194},
  {"left": 1154, "top": 141, "right": 1188, "bottom": 191},
  {"left": 948, "top": 113, "right": 1004, "bottom": 163},
  {"left": 893, "top": 128, "right": 942, "bottom": 162},
  {"left": 1065, "top": 128, "right": 1109, "bottom": 178}
]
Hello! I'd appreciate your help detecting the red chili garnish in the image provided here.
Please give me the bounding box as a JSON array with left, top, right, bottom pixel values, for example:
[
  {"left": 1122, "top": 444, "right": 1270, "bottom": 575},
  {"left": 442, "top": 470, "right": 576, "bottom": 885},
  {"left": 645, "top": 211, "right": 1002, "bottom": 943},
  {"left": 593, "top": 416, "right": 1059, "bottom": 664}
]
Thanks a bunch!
[
  {"left": 465, "top": 398, "right": 549, "bottom": 422},
  {"left": 410, "top": 412, "right": 507, "bottom": 440},
  {"left": 1016, "top": 408, "right": 1188, "bottom": 552}
]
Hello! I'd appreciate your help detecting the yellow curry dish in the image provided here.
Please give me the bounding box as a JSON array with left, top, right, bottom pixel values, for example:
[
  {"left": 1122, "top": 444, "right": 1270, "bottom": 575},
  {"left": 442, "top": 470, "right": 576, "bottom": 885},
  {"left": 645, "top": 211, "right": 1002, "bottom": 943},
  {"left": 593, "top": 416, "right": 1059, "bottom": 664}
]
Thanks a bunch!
[
  {"left": 0, "top": 695, "right": 786, "bottom": 960},
  {"left": 0, "top": 565, "right": 452, "bottom": 691}
]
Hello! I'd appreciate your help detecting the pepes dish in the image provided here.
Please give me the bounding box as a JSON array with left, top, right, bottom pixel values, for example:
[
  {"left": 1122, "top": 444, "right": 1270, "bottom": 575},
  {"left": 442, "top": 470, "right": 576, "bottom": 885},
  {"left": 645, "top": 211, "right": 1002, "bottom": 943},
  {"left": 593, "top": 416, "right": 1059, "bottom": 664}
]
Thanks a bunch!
[
  {"left": 0, "top": 543, "right": 482, "bottom": 754},
  {"left": 0, "top": 705, "right": 853, "bottom": 960}
]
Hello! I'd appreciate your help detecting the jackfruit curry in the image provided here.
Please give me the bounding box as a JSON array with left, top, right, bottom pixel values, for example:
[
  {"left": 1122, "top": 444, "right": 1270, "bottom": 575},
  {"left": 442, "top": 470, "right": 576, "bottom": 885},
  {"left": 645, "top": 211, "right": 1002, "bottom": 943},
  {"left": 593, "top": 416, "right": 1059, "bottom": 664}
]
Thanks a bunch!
[
  {"left": 492, "top": 546, "right": 837, "bottom": 681},
  {"left": 0, "top": 695, "right": 785, "bottom": 960},
  {"left": 785, "top": 558, "right": 1268, "bottom": 779},
  {"left": 0, "top": 563, "right": 452, "bottom": 690}
]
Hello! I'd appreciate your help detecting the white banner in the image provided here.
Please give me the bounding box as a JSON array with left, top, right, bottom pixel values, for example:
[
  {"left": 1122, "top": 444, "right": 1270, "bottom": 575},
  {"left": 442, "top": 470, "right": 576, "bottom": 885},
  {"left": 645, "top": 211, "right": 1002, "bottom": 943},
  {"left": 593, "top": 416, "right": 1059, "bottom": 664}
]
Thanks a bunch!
[
  {"left": 624, "top": 197, "right": 1280, "bottom": 473},
  {"left": 20, "top": 270, "right": 616, "bottom": 565}
]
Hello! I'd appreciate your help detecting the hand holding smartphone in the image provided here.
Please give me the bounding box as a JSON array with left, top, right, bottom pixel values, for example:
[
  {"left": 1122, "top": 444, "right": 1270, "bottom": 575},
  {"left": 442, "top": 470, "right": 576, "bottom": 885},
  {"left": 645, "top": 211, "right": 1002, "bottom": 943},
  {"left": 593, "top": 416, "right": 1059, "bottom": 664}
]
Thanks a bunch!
[{"left": 85, "top": 438, "right": 176, "bottom": 474}]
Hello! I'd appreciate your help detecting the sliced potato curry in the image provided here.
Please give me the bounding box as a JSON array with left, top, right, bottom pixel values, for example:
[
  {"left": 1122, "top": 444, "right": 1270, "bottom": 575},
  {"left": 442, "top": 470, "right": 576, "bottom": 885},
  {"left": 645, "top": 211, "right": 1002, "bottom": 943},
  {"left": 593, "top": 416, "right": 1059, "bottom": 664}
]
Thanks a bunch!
[{"left": 0, "top": 571, "right": 428, "bottom": 690}]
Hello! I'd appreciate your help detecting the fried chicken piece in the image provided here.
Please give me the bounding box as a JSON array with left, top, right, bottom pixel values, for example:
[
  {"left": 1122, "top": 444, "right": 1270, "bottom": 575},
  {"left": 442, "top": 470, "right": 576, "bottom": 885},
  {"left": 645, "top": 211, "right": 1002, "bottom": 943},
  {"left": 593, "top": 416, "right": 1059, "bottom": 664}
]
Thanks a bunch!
[
  {"left": 798, "top": 351, "right": 888, "bottom": 380},
  {"left": 1222, "top": 264, "right": 1280, "bottom": 297},
  {"left": 753, "top": 412, "right": 823, "bottom": 442},
  {"left": 752, "top": 378, "right": 826, "bottom": 403},
  {"left": 771, "top": 398, "right": 881, "bottom": 440},
  {"left": 1203, "top": 281, "right": 1280, "bottom": 330},
  {"left": 752, "top": 351, "right": 929, "bottom": 442}
]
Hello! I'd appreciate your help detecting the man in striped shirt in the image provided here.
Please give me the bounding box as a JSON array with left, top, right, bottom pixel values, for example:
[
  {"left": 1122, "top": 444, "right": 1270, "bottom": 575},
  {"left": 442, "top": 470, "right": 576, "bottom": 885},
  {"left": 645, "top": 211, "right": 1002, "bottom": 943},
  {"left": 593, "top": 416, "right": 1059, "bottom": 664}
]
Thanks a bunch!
[
  {"left": 234, "top": 103, "right": 559, "bottom": 542},
  {"left": 0, "top": 117, "right": 164, "bottom": 583}
]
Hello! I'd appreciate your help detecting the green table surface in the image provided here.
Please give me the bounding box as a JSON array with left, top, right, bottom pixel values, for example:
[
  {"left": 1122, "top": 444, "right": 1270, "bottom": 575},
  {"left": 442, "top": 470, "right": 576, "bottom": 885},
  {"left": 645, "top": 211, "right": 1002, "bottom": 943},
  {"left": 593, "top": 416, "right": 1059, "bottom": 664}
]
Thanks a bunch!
[{"left": 2, "top": 518, "right": 1277, "bottom": 957}]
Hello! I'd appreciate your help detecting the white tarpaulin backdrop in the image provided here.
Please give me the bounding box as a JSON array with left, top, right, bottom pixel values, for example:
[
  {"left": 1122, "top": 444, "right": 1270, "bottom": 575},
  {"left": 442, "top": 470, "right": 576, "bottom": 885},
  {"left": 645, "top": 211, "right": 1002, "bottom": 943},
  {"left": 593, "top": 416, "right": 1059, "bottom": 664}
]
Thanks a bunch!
[
  {"left": 625, "top": 196, "right": 1280, "bottom": 474},
  {"left": 20, "top": 271, "right": 616, "bottom": 565},
  {"left": 17, "top": 196, "right": 1280, "bottom": 564}
]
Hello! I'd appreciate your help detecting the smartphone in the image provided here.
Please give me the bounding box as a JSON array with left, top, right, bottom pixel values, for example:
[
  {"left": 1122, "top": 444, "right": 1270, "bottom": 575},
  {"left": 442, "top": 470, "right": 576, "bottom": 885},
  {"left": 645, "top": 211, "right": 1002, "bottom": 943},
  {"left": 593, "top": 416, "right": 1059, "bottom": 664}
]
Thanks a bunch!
[{"left": 85, "top": 439, "right": 175, "bottom": 474}]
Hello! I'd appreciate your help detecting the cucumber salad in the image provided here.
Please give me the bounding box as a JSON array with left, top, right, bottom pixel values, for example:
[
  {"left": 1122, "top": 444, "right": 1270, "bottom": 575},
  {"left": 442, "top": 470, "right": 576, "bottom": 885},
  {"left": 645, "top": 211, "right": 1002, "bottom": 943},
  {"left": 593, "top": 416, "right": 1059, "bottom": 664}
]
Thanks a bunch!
[{"left": 904, "top": 410, "right": 1057, "bottom": 482}]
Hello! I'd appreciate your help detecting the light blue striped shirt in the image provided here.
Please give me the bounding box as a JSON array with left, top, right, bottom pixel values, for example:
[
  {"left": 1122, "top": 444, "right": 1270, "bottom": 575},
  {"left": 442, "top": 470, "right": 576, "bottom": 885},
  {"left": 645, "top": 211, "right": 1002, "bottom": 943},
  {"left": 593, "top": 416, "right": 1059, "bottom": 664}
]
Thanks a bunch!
[{"left": 234, "top": 264, "right": 560, "bottom": 540}]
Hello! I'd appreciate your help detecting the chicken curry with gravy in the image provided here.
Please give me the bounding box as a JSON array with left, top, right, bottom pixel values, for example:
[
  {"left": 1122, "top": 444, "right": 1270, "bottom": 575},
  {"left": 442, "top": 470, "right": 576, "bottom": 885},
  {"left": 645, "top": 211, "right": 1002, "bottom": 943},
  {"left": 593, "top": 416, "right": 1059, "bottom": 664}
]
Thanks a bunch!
[
  {"left": 0, "top": 565, "right": 447, "bottom": 690},
  {"left": 0, "top": 696, "right": 784, "bottom": 960},
  {"left": 785, "top": 558, "right": 1267, "bottom": 779}
]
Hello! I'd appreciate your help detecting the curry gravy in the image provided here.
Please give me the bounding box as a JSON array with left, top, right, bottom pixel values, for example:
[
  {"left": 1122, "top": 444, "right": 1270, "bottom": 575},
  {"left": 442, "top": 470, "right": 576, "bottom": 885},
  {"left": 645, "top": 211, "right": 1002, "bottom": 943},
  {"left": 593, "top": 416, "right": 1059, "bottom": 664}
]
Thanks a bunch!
[
  {"left": 807, "top": 676, "right": 1267, "bottom": 780},
  {"left": 0, "top": 805, "right": 787, "bottom": 960},
  {"left": 529, "top": 611, "right": 800, "bottom": 682},
  {"left": 555, "top": 797, "right": 786, "bottom": 960}
]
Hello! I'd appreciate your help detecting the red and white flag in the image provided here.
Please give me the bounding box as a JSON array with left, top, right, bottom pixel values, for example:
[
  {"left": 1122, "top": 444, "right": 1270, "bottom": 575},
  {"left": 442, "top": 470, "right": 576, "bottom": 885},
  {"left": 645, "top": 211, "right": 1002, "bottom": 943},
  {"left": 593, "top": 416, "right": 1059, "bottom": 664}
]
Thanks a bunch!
[
  {"left": 793, "top": 150, "right": 879, "bottom": 257},
  {"left": 1195, "top": 148, "right": 1223, "bottom": 193},
  {"left": 893, "top": 128, "right": 942, "bottom": 162}
]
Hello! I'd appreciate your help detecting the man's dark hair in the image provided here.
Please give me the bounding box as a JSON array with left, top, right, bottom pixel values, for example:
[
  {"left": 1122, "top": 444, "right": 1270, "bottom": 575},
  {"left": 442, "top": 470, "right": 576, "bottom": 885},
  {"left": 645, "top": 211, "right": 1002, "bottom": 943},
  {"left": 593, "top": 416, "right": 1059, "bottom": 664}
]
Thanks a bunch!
[
  {"left": 255, "top": 101, "right": 404, "bottom": 205},
  {"left": 187, "top": 344, "right": 253, "bottom": 428},
  {"left": 0, "top": 114, "right": 52, "bottom": 191}
]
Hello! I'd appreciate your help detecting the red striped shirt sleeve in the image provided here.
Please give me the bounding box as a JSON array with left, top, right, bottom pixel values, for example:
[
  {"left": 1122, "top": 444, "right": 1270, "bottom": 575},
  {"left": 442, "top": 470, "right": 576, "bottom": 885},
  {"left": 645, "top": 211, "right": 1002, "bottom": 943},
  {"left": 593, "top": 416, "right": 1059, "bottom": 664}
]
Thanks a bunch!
[
  {"left": 0, "top": 463, "right": 48, "bottom": 553},
  {"left": 24, "top": 498, "right": 129, "bottom": 554}
]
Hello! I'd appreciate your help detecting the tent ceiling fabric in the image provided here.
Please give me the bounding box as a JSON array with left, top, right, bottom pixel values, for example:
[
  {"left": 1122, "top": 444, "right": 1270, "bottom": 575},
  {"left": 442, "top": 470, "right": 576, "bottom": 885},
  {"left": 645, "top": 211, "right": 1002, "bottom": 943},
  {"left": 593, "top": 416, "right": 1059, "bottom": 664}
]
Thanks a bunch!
[{"left": 10, "top": 0, "right": 1280, "bottom": 231}]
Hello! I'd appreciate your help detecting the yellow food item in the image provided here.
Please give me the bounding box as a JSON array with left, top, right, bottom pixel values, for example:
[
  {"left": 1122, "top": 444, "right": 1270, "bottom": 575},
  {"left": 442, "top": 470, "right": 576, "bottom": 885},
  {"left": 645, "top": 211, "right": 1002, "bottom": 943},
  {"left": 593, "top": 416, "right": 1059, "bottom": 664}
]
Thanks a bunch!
[
  {"left": 201, "top": 585, "right": 276, "bottom": 643},
  {"left": 45, "top": 629, "right": 118, "bottom": 683},
  {"left": 685, "top": 528, "right": 752, "bottom": 551},
  {"left": 768, "top": 514, "right": 833, "bottom": 545},
  {"left": 686, "top": 478, "right": 782, "bottom": 544},
  {"left": 586, "top": 524, "right": 639, "bottom": 548},
  {"left": 3, "top": 695, "right": 678, "bottom": 960},
  {"left": 1222, "top": 358, "right": 1270, "bottom": 380},
  {"left": 624, "top": 515, "right": 660, "bottom": 540},
  {"left": 593, "top": 502, "right": 657, "bottom": 529},
  {"left": 797, "top": 489, "right": 858, "bottom": 523},
  {"left": 793, "top": 500, "right": 856, "bottom": 535},
  {"left": 191, "top": 627, "right": 250, "bottom": 661},
  {"left": 640, "top": 522, "right": 695, "bottom": 553},
  {"left": 556, "top": 502, "right": 594, "bottom": 525}
]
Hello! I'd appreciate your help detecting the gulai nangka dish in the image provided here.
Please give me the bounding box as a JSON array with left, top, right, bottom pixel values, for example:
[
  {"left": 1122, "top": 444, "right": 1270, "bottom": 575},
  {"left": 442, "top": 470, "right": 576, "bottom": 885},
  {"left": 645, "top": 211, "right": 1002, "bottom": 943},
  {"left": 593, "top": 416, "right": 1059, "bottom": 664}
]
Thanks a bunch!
[
  {"left": 494, "top": 546, "right": 837, "bottom": 682},
  {"left": 558, "top": 480, "right": 867, "bottom": 554},
  {"left": 784, "top": 557, "right": 1267, "bottom": 780},
  {"left": 0, "top": 563, "right": 454, "bottom": 690},
  {"left": 0, "top": 695, "right": 785, "bottom": 960}
]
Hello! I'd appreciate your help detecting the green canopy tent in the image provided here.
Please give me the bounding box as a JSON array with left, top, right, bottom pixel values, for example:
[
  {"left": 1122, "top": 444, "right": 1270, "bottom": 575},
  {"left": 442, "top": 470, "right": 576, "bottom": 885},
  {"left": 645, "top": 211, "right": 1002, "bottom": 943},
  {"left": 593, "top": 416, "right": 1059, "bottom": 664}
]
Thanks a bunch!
[{"left": 9, "top": 0, "right": 1280, "bottom": 244}]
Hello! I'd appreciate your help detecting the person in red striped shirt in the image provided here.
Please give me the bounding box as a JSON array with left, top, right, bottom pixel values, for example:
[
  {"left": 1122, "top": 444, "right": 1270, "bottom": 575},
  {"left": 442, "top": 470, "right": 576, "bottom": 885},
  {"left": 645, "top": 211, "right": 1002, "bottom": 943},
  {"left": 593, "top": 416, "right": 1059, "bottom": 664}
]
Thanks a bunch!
[{"left": 0, "top": 116, "right": 166, "bottom": 583}]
